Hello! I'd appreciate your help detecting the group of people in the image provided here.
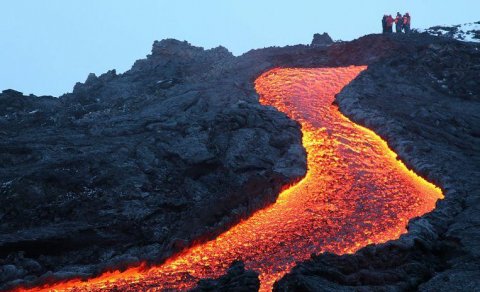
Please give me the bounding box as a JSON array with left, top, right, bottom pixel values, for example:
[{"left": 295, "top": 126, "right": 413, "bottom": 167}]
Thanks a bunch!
[{"left": 382, "top": 12, "right": 411, "bottom": 34}]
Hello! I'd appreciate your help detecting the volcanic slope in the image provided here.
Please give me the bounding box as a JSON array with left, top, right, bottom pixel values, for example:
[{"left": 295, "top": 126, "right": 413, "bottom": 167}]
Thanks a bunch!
[
  {"left": 0, "top": 40, "right": 306, "bottom": 290},
  {"left": 12, "top": 67, "right": 443, "bottom": 291},
  {"left": 1, "top": 32, "right": 479, "bottom": 291}
]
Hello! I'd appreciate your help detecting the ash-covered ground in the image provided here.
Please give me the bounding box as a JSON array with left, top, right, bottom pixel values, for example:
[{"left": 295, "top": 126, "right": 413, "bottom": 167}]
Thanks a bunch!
[{"left": 1, "top": 28, "right": 479, "bottom": 291}]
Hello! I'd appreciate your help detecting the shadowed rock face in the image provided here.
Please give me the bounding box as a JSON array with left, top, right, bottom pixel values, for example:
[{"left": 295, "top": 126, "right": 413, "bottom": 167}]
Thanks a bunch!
[
  {"left": 0, "top": 39, "right": 306, "bottom": 288},
  {"left": 1, "top": 32, "right": 480, "bottom": 291}
]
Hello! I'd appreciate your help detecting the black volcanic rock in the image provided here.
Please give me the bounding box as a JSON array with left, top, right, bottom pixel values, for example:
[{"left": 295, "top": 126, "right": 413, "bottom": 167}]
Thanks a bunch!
[
  {"left": 311, "top": 33, "right": 334, "bottom": 47},
  {"left": 192, "top": 261, "right": 260, "bottom": 291},
  {"left": 0, "top": 40, "right": 306, "bottom": 289}
]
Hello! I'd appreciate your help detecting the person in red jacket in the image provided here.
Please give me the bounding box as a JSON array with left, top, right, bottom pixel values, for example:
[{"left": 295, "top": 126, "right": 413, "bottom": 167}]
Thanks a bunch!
[
  {"left": 403, "top": 13, "right": 411, "bottom": 33},
  {"left": 395, "top": 12, "right": 403, "bottom": 33},
  {"left": 386, "top": 15, "right": 394, "bottom": 33}
]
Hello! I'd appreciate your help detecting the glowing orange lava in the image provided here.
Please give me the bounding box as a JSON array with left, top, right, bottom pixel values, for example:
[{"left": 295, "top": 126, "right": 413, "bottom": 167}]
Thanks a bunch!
[{"left": 14, "top": 67, "right": 443, "bottom": 292}]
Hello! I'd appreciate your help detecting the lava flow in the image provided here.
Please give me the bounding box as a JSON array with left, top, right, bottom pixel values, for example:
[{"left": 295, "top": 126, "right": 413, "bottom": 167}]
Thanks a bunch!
[{"left": 15, "top": 67, "right": 443, "bottom": 292}]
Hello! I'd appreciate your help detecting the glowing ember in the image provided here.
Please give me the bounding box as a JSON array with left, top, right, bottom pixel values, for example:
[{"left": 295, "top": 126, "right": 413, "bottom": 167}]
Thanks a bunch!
[{"left": 13, "top": 67, "right": 443, "bottom": 292}]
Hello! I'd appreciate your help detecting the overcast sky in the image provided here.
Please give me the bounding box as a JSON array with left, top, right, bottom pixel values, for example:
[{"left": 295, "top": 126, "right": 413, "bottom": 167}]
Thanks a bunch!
[{"left": 1, "top": 0, "right": 478, "bottom": 96}]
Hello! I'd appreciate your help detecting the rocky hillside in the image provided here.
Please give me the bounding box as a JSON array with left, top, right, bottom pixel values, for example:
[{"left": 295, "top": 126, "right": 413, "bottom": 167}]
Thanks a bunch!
[
  {"left": 1, "top": 31, "right": 479, "bottom": 291},
  {"left": 0, "top": 40, "right": 306, "bottom": 289}
]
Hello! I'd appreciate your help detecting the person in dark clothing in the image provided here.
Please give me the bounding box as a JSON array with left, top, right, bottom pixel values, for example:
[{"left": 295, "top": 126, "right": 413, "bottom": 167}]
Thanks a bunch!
[
  {"left": 382, "top": 15, "right": 387, "bottom": 33},
  {"left": 403, "top": 12, "right": 411, "bottom": 33},
  {"left": 386, "top": 15, "right": 394, "bottom": 33},
  {"left": 395, "top": 12, "right": 403, "bottom": 33}
]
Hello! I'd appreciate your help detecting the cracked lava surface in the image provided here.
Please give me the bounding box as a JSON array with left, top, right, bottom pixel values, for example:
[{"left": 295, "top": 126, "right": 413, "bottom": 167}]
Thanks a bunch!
[{"left": 15, "top": 66, "right": 443, "bottom": 292}]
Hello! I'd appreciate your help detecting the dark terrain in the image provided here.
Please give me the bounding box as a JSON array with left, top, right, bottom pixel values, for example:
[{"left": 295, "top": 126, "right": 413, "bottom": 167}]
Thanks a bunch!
[{"left": 1, "top": 28, "right": 479, "bottom": 291}]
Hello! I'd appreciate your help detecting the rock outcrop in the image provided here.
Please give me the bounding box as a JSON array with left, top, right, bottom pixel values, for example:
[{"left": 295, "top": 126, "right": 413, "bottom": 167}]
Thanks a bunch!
[
  {"left": 192, "top": 261, "right": 260, "bottom": 292},
  {"left": 311, "top": 33, "right": 334, "bottom": 47}
]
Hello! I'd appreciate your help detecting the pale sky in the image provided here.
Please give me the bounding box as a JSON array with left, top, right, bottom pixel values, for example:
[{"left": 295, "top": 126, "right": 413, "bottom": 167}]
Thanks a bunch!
[{"left": 1, "top": 0, "right": 478, "bottom": 96}]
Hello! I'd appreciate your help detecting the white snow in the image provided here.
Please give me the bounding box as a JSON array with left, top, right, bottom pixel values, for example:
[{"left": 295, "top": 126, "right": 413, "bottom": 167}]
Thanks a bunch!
[
  {"left": 422, "top": 21, "right": 480, "bottom": 43},
  {"left": 455, "top": 22, "right": 480, "bottom": 42}
]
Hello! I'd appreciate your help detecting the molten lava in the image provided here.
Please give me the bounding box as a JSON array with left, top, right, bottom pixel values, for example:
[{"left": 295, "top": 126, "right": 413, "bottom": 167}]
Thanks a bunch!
[{"left": 14, "top": 67, "right": 443, "bottom": 292}]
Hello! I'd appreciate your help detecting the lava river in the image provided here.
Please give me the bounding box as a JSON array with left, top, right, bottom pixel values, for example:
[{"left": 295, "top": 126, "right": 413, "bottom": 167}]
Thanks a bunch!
[{"left": 15, "top": 66, "right": 443, "bottom": 292}]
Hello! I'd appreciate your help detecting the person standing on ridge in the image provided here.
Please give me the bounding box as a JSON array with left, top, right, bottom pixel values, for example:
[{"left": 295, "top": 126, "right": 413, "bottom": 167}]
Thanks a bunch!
[
  {"left": 386, "top": 15, "right": 394, "bottom": 33},
  {"left": 403, "top": 12, "right": 411, "bottom": 33},
  {"left": 382, "top": 15, "right": 387, "bottom": 33},
  {"left": 395, "top": 12, "right": 403, "bottom": 33}
]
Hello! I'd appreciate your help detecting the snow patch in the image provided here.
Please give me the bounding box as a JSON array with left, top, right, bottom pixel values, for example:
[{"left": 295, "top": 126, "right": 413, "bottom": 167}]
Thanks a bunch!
[{"left": 422, "top": 21, "right": 480, "bottom": 43}]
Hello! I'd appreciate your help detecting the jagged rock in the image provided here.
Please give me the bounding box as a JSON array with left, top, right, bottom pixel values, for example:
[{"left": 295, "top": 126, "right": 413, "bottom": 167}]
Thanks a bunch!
[
  {"left": 0, "top": 40, "right": 305, "bottom": 290},
  {"left": 311, "top": 33, "right": 334, "bottom": 47},
  {"left": 192, "top": 261, "right": 260, "bottom": 291}
]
